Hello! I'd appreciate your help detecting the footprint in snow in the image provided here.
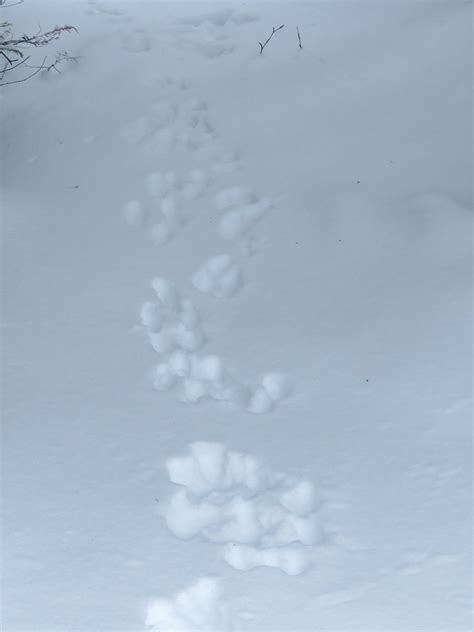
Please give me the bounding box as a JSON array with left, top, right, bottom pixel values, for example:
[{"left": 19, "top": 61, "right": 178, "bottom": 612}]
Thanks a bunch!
[
  {"left": 146, "top": 577, "right": 235, "bottom": 631},
  {"left": 191, "top": 254, "right": 243, "bottom": 298},
  {"left": 139, "top": 277, "right": 291, "bottom": 411},
  {"left": 162, "top": 442, "right": 322, "bottom": 575}
]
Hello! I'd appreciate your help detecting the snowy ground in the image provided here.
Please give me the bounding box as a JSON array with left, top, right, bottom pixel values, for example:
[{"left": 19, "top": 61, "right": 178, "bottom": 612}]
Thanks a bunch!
[{"left": 1, "top": 1, "right": 472, "bottom": 630}]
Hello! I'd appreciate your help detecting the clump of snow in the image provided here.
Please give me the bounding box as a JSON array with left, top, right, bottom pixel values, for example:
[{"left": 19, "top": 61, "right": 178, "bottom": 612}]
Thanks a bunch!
[
  {"left": 152, "top": 363, "right": 176, "bottom": 392},
  {"left": 247, "top": 386, "right": 274, "bottom": 414},
  {"left": 163, "top": 442, "right": 320, "bottom": 574},
  {"left": 261, "top": 373, "right": 292, "bottom": 402},
  {"left": 182, "top": 378, "right": 209, "bottom": 404},
  {"left": 151, "top": 277, "right": 180, "bottom": 312},
  {"left": 191, "top": 254, "right": 242, "bottom": 298},
  {"left": 145, "top": 577, "right": 234, "bottom": 631},
  {"left": 247, "top": 373, "right": 292, "bottom": 414},
  {"left": 219, "top": 198, "right": 272, "bottom": 240},
  {"left": 224, "top": 543, "right": 311, "bottom": 576}
]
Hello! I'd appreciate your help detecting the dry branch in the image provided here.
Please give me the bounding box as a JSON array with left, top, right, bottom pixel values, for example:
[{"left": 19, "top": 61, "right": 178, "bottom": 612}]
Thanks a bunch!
[
  {"left": 0, "top": 19, "right": 78, "bottom": 86},
  {"left": 258, "top": 24, "right": 284, "bottom": 54}
]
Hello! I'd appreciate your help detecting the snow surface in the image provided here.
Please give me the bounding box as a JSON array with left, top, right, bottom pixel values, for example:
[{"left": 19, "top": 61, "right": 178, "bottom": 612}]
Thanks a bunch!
[{"left": 1, "top": 0, "right": 472, "bottom": 630}]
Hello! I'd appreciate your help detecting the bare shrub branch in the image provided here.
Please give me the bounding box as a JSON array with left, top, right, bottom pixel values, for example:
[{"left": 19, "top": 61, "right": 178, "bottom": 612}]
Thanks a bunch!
[
  {"left": 0, "top": 17, "right": 78, "bottom": 86},
  {"left": 5, "top": 24, "right": 77, "bottom": 51},
  {"left": 0, "top": 54, "right": 45, "bottom": 85},
  {"left": 258, "top": 24, "right": 284, "bottom": 55}
]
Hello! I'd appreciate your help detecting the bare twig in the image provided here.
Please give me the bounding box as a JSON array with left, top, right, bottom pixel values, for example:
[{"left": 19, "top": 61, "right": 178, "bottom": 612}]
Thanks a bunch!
[
  {"left": 0, "top": 49, "right": 16, "bottom": 64},
  {"left": 0, "top": 20, "right": 78, "bottom": 86},
  {"left": 296, "top": 26, "right": 302, "bottom": 49},
  {"left": 7, "top": 24, "right": 78, "bottom": 49},
  {"left": 45, "top": 51, "right": 79, "bottom": 73},
  {"left": 19, "top": 52, "right": 79, "bottom": 74},
  {"left": 0, "top": 54, "right": 45, "bottom": 85},
  {"left": 0, "top": 53, "right": 28, "bottom": 78},
  {"left": 258, "top": 24, "right": 284, "bottom": 55}
]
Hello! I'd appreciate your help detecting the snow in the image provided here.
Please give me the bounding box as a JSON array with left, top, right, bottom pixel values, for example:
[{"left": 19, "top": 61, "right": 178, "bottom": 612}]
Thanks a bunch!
[
  {"left": 191, "top": 254, "right": 243, "bottom": 298},
  {"left": 163, "top": 442, "right": 320, "bottom": 573},
  {"left": 122, "top": 199, "right": 145, "bottom": 226},
  {"left": 145, "top": 576, "right": 235, "bottom": 631},
  {"left": 150, "top": 220, "right": 172, "bottom": 245},
  {"left": 1, "top": 0, "right": 472, "bottom": 630},
  {"left": 218, "top": 197, "right": 272, "bottom": 240},
  {"left": 224, "top": 543, "right": 311, "bottom": 576},
  {"left": 261, "top": 372, "right": 292, "bottom": 402}
]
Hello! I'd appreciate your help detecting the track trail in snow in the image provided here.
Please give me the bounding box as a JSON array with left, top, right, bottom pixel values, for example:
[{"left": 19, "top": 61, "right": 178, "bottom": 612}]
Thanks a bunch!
[
  {"left": 76, "top": 2, "right": 471, "bottom": 629},
  {"left": 112, "top": 5, "right": 312, "bottom": 625},
  {"left": 120, "top": 75, "right": 289, "bottom": 417}
]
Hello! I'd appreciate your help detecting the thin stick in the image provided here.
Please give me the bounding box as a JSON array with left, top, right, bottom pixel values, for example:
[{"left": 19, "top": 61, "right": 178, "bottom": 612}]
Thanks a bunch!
[
  {"left": 0, "top": 55, "right": 46, "bottom": 86},
  {"left": 258, "top": 24, "right": 284, "bottom": 54},
  {"left": 0, "top": 49, "right": 16, "bottom": 64},
  {"left": 296, "top": 26, "right": 302, "bottom": 49},
  {"left": 0, "top": 54, "right": 29, "bottom": 77}
]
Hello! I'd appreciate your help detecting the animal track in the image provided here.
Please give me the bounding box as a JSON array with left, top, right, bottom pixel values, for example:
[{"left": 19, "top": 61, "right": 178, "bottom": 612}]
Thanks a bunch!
[
  {"left": 175, "top": 7, "right": 260, "bottom": 61},
  {"left": 142, "top": 277, "right": 204, "bottom": 357},
  {"left": 247, "top": 373, "right": 292, "bottom": 413},
  {"left": 224, "top": 543, "right": 311, "bottom": 576},
  {"left": 120, "top": 97, "right": 215, "bottom": 155},
  {"left": 122, "top": 167, "right": 212, "bottom": 245},
  {"left": 120, "top": 83, "right": 291, "bottom": 412},
  {"left": 141, "top": 278, "right": 238, "bottom": 403},
  {"left": 163, "top": 442, "right": 321, "bottom": 574},
  {"left": 191, "top": 254, "right": 242, "bottom": 298},
  {"left": 178, "top": 8, "right": 234, "bottom": 28},
  {"left": 140, "top": 275, "right": 291, "bottom": 412},
  {"left": 214, "top": 186, "right": 272, "bottom": 244},
  {"left": 145, "top": 577, "right": 235, "bottom": 631},
  {"left": 219, "top": 197, "right": 272, "bottom": 240}
]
